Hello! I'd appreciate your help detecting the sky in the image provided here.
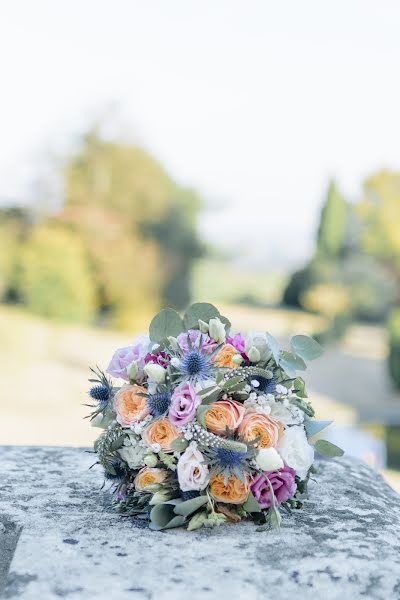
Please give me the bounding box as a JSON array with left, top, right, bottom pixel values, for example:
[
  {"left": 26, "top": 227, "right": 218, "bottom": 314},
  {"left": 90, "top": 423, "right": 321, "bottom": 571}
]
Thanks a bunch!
[{"left": 1, "top": 0, "right": 400, "bottom": 268}]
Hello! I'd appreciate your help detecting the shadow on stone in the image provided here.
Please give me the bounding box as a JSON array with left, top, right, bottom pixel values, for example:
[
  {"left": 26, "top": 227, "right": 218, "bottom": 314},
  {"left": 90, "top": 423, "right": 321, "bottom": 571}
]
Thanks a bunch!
[{"left": 0, "top": 515, "right": 23, "bottom": 597}]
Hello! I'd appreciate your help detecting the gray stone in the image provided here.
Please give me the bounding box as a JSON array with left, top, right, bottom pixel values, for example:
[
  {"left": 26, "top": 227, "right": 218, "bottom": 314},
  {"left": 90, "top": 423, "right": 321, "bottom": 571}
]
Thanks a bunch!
[{"left": 0, "top": 446, "right": 400, "bottom": 600}]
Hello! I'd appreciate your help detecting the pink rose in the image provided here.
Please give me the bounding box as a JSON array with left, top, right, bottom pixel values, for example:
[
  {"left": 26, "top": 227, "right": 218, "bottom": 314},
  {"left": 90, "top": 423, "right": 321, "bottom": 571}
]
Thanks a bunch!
[
  {"left": 177, "top": 329, "right": 217, "bottom": 354},
  {"left": 106, "top": 335, "right": 150, "bottom": 382},
  {"left": 250, "top": 466, "right": 296, "bottom": 508},
  {"left": 177, "top": 446, "right": 209, "bottom": 491},
  {"left": 168, "top": 382, "right": 201, "bottom": 427}
]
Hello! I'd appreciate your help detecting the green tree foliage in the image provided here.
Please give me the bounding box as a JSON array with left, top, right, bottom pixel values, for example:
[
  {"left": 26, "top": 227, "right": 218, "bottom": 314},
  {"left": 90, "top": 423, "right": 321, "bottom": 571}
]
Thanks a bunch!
[
  {"left": 62, "top": 130, "right": 202, "bottom": 325},
  {"left": 316, "top": 181, "right": 348, "bottom": 260},
  {"left": 388, "top": 308, "right": 400, "bottom": 391},
  {"left": 18, "top": 226, "right": 96, "bottom": 322},
  {"left": 0, "top": 207, "right": 32, "bottom": 302}
]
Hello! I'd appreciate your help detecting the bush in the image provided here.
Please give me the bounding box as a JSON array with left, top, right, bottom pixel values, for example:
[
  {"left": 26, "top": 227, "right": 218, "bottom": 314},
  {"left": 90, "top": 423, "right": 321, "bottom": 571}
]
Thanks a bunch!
[
  {"left": 17, "top": 226, "right": 95, "bottom": 322},
  {"left": 388, "top": 308, "right": 400, "bottom": 391}
]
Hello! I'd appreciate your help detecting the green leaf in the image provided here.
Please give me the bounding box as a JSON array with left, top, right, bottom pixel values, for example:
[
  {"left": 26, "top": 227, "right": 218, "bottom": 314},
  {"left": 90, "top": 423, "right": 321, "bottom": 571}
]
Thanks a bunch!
[
  {"left": 110, "top": 434, "right": 126, "bottom": 451},
  {"left": 149, "top": 308, "right": 185, "bottom": 342},
  {"left": 196, "top": 404, "right": 210, "bottom": 428},
  {"left": 293, "top": 376, "right": 307, "bottom": 398},
  {"left": 173, "top": 495, "right": 208, "bottom": 516},
  {"left": 242, "top": 491, "right": 262, "bottom": 513},
  {"left": 222, "top": 376, "right": 243, "bottom": 390},
  {"left": 314, "top": 439, "right": 344, "bottom": 458},
  {"left": 291, "top": 335, "right": 323, "bottom": 361},
  {"left": 266, "top": 332, "right": 280, "bottom": 363},
  {"left": 269, "top": 506, "right": 282, "bottom": 529},
  {"left": 187, "top": 511, "right": 207, "bottom": 531},
  {"left": 149, "top": 503, "right": 175, "bottom": 528},
  {"left": 170, "top": 437, "right": 189, "bottom": 453},
  {"left": 280, "top": 351, "right": 307, "bottom": 377},
  {"left": 218, "top": 314, "right": 232, "bottom": 333},
  {"left": 183, "top": 302, "right": 220, "bottom": 330},
  {"left": 304, "top": 419, "right": 332, "bottom": 439}
]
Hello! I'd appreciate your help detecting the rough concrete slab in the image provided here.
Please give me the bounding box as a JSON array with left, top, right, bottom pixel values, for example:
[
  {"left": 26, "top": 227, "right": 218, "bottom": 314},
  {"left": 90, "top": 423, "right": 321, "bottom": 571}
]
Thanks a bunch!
[{"left": 0, "top": 446, "right": 400, "bottom": 600}]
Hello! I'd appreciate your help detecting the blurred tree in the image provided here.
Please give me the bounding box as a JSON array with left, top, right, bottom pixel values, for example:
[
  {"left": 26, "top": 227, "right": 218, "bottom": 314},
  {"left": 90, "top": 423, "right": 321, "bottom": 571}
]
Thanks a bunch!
[
  {"left": 316, "top": 180, "right": 348, "bottom": 260},
  {"left": 61, "top": 130, "right": 202, "bottom": 326},
  {"left": 0, "top": 207, "right": 33, "bottom": 302},
  {"left": 18, "top": 226, "right": 95, "bottom": 322}
]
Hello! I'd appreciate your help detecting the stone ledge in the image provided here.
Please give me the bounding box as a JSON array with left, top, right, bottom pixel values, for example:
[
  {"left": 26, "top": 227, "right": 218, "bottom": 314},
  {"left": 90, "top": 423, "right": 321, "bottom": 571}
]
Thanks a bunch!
[{"left": 0, "top": 446, "right": 400, "bottom": 600}]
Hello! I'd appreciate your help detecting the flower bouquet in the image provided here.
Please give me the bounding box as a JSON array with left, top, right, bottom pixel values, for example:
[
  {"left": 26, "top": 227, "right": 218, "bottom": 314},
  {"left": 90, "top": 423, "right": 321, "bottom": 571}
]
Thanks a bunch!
[{"left": 87, "top": 303, "right": 343, "bottom": 532}]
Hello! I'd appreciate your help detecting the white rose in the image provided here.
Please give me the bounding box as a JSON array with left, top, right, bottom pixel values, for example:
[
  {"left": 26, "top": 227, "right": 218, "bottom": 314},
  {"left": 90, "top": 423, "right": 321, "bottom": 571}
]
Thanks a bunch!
[
  {"left": 278, "top": 425, "right": 314, "bottom": 480},
  {"left": 143, "top": 362, "right": 166, "bottom": 383},
  {"left": 256, "top": 447, "right": 284, "bottom": 472},
  {"left": 177, "top": 446, "right": 209, "bottom": 491},
  {"left": 245, "top": 332, "right": 272, "bottom": 361},
  {"left": 208, "top": 317, "right": 226, "bottom": 343}
]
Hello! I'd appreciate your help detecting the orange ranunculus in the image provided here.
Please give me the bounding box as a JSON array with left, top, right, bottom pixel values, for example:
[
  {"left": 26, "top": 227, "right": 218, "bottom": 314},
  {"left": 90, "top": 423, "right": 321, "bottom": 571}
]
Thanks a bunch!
[
  {"left": 204, "top": 399, "right": 245, "bottom": 436},
  {"left": 134, "top": 467, "right": 167, "bottom": 491},
  {"left": 143, "top": 418, "right": 180, "bottom": 453},
  {"left": 213, "top": 344, "right": 239, "bottom": 368},
  {"left": 210, "top": 474, "right": 249, "bottom": 504},
  {"left": 238, "top": 409, "right": 282, "bottom": 448},
  {"left": 113, "top": 384, "right": 149, "bottom": 427}
]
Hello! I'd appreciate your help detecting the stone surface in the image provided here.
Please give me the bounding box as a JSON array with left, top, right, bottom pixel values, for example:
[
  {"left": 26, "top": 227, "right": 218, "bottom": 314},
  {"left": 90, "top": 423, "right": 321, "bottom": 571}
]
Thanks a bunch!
[{"left": 1, "top": 446, "right": 400, "bottom": 600}]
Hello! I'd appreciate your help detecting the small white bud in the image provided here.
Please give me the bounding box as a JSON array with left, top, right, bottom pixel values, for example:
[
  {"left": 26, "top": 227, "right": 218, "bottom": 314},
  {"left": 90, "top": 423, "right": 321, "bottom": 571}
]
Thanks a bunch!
[
  {"left": 248, "top": 346, "right": 261, "bottom": 362},
  {"left": 256, "top": 447, "right": 284, "bottom": 472},
  {"left": 198, "top": 319, "right": 209, "bottom": 333},
  {"left": 232, "top": 353, "right": 244, "bottom": 365},
  {"left": 208, "top": 317, "right": 226, "bottom": 343},
  {"left": 127, "top": 360, "right": 138, "bottom": 381},
  {"left": 143, "top": 363, "right": 166, "bottom": 383}
]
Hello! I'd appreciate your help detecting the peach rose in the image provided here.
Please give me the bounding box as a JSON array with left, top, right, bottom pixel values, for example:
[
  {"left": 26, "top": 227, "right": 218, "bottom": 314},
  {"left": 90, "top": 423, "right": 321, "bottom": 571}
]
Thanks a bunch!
[
  {"left": 143, "top": 418, "right": 179, "bottom": 453},
  {"left": 213, "top": 344, "right": 239, "bottom": 368},
  {"left": 238, "top": 409, "right": 283, "bottom": 448},
  {"left": 204, "top": 399, "right": 246, "bottom": 436},
  {"left": 210, "top": 474, "right": 249, "bottom": 504},
  {"left": 134, "top": 467, "right": 167, "bottom": 491},
  {"left": 113, "top": 384, "right": 149, "bottom": 427}
]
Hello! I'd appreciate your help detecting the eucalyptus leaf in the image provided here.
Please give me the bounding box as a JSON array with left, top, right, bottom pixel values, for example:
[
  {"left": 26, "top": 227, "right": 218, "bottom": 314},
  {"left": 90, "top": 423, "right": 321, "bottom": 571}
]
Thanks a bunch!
[
  {"left": 149, "top": 308, "right": 185, "bottom": 342},
  {"left": 314, "top": 439, "right": 344, "bottom": 458},
  {"left": 304, "top": 419, "right": 333, "bottom": 439},
  {"left": 187, "top": 511, "right": 207, "bottom": 531},
  {"left": 170, "top": 437, "right": 189, "bottom": 452},
  {"left": 183, "top": 302, "right": 220, "bottom": 330},
  {"left": 242, "top": 491, "right": 262, "bottom": 513},
  {"left": 293, "top": 376, "right": 307, "bottom": 398},
  {"left": 269, "top": 506, "right": 282, "bottom": 529},
  {"left": 173, "top": 495, "right": 208, "bottom": 516},
  {"left": 266, "top": 332, "right": 280, "bottom": 363},
  {"left": 291, "top": 335, "right": 323, "bottom": 361},
  {"left": 110, "top": 434, "right": 126, "bottom": 451},
  {"left": 280, "top": 351, "right": 307, "bottom": 377},
  {"left": 149, "top": 503, "right": 175, "bottom": 529},
  {"left": 196, "top": 404, "right": 210, "bottom": 428}
]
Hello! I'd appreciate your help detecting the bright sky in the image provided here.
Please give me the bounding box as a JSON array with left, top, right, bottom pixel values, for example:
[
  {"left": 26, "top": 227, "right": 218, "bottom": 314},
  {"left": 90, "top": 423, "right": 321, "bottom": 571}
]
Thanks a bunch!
[{"left": 1, "top": 0, "right": 400, "bottom": 267}]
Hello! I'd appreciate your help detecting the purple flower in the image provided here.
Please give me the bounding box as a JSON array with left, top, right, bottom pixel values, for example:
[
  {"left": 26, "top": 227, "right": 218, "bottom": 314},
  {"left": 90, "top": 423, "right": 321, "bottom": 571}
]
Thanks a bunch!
[
  {"left": 144, "top": 351, "right": 169, "bottom": 368},
  {"left": 226, "top": 333, "right": 246, "bottom": 354},
  {"left": 168, "top": 382, "right": 201, "bottom": 427},
  {"left": 106, "top": 335, "right": 150, "bottom": 382},
  {"left": 177, "top": 329, "right": 217, "bottom": 354},
  {"left": 250, "top": 466, "right": 297, "bottom": 508}
]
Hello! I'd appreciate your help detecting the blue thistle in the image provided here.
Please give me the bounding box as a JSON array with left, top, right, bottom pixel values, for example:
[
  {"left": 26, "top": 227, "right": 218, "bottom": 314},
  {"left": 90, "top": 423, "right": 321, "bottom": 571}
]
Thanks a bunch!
[
  {"left": 215, "top": 448, "right": 248, "bottom": 470},
  {"left": 249, "top": 375, "right": 276, "bottom": 395},
  {"left": 147, "top": 391, "right": 171, "bottom": 416},
  {"left": 181, "top": 351, "right": 210, "bottom": 379},
  {"left": 89, "top": 384, "right": 110, "bottom": 405},
  {"left": 104, "top": 459, "right": 126, "bottom": 481}
]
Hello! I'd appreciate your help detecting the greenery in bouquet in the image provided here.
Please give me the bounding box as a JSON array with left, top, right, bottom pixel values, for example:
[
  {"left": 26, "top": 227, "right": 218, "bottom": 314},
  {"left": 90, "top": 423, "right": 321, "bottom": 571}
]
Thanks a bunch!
[{"left": 87, "top": 303, "right": 343, "bottom": 532}]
